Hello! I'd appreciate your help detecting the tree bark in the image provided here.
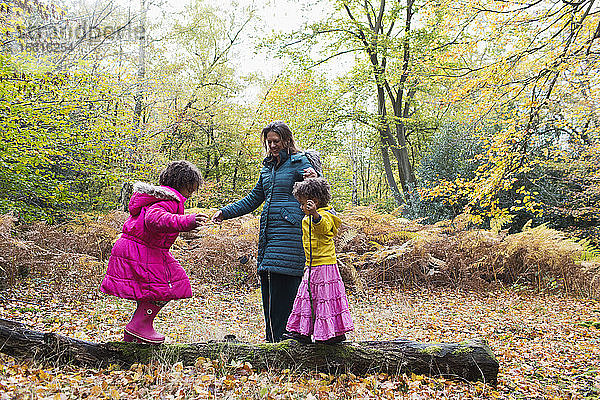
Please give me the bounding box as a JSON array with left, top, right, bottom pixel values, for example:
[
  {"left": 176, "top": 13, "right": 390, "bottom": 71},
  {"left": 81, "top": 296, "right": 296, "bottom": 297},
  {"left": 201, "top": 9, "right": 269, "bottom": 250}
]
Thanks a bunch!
[
  {"left": 0, "top": 318, "right": 498, "bottom": 384},
  {"left": 132, "top": 0, "right": 146, "bottom": 129},
  {"left": 376, "top": 84, "right": 404, "bottom": 206},
  {"left": 388, "top": 0, "right": 416, "bottom": 197}
]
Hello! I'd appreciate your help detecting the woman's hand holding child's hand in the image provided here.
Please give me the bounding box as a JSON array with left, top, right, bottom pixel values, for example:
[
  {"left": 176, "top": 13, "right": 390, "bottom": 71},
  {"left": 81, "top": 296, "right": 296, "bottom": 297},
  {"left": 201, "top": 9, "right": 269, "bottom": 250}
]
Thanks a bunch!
[
  {"left": 211, "top": 210, "right": 224, "bottom": 224},
  {"left": 195, "top": 213, "right": 209, "bottom": 227}
]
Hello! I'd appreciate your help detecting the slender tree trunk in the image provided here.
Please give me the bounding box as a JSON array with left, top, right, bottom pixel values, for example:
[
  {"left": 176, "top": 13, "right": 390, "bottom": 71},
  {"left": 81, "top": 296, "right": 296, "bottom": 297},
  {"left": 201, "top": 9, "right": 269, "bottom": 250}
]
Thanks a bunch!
[
  {"left": 365, "top": 156, "right": 371, "bottom": 201},
  {"left": 121, "top": 0, "right": 146, "bottom": 212},
  {"left": 392, "top": 96, "right": 416, "bottom": 195},
  {"left": 360, "top": 160, "right": 366, "bottom": 203},
  {"left": 132, "top": 0, "right": 146, "bottom": 130},
  {"left": 209, "top": 124, "right": 220, "bottom": 182},
  {"left": 385, "top": 0, "right": 416, "bottom": 198},
  {"left": 352, "top": 158, "right": 359, "bottom": 205},
  {"left": 205, "top": 128, "right": 211, "bottom": 173},
  {"left": 377, "top": 84, "right": 403, "bottom": 205},
  {"left": 379, "top": 144, "right": 402, "bottom": 204},
  {"left": 351, "top": 123, "right": 359, "bottom": 205},
  {"left": 343, "top": 0, "right": 411, "bottom": 205},
  {"left": 232, "top": 166, "right": 239, "bottom": 193}
]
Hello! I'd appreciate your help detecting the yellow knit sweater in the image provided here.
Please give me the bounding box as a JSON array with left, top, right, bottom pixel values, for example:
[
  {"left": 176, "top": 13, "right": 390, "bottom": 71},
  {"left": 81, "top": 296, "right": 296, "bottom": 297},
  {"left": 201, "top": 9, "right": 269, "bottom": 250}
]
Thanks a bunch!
[{"left": 301, "top": 206, "right": 342, "bottom": 266}]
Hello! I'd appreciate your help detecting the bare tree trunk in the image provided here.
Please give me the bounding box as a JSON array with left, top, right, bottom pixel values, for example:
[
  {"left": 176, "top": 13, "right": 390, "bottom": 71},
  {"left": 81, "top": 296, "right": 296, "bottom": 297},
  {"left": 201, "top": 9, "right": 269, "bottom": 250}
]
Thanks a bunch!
[
  {"left": 364, "top": 156, "right": 371, "bottom": 201},
  {"left": 120, "top": 0, "right": 146, "bottom": 212},
  {"left": 392, "top": 98, "right": 416, "bottom": 196},
  {"left": 379, "top": 142, "right": 402, "bottom": 205},
  {"left": 377, "top": 85, "right": 403, "bottom": 205},
  {"left": 343, "top": 0, "right": 408, "bottom": 206},
  {"left": 377, "top": 0, "right": 416, "bottom": 199},
  {"left": 209, "top": 124, "right": 220, "bottom": 182},
  {"left": 132, "top": 0, "right": 146, "bottom": 130},
  {"left": 351, "top": 122, "right": 359, "bottom": 205}
]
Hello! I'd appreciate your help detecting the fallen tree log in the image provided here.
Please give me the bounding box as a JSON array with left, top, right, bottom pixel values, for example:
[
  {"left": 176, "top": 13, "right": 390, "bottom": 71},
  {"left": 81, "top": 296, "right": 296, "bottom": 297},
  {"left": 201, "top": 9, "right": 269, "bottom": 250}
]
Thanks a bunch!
[{"left": 0, "top": 318, "right": 498, "bottom": 384}]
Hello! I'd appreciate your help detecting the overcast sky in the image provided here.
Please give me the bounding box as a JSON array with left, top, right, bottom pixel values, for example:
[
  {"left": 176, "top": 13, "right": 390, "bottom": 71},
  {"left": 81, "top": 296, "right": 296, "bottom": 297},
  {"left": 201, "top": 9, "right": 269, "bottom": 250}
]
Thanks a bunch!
[
  {"left": 145, "top": 0, "right": 325, "bottom": 79},
  {"left": 54, "top": 0, "right": 341, "bottom": 101}
]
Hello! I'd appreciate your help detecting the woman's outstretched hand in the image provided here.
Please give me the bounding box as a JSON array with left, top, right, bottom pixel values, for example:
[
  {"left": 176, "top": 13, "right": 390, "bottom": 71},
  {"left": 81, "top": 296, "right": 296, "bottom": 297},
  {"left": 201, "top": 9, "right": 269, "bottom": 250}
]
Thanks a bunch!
[
  {"left": 211, "top": 210, "right": 224, "bottom": 224},
  {"left": 303, "top": 167, "right": 317, "bottom": 179}
]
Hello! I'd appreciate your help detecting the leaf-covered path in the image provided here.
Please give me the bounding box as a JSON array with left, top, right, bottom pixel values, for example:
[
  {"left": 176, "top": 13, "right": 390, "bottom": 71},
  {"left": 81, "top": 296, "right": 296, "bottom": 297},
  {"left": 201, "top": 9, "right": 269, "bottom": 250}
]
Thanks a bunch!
[{"left": 1, "top": 281, "right": 599, "bottom": 399}]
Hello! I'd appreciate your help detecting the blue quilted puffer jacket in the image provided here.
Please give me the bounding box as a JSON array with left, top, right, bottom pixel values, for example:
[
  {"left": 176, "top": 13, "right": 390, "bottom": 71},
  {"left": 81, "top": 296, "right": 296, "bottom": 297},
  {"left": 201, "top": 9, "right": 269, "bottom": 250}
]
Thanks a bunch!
[{"left": 220, "top": 151, "right": 313, "bottom": 277}]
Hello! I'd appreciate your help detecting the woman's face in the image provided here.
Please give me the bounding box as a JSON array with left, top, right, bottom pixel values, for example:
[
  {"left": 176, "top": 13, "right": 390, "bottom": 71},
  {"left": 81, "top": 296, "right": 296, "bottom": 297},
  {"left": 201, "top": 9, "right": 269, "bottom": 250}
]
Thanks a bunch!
[{"left": 266, "top": 131, "right": 284, "bottom": 157}]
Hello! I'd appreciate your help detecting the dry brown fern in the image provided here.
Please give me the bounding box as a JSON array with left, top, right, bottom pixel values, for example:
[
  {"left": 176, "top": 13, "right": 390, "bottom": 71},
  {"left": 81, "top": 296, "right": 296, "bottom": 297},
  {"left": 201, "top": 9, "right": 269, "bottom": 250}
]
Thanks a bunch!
[
  {"left": 177, "top": 213, "right": 260, "bottom": 286},
  {"left": 3, "top": 205, "right": 599, "bottom": 299},
  {"left": 353, "top": 215, "right": 600, "bottom": 297},
  {"left": 335, "top": 206, "right": 425, "bottom": 253},
  {"left": 497, "top": 224, "right": 599, "bottom": 295},
  {"left": 21, "top": 211, "right": 127, "bottom": 261},
  {"left": 0, "top": 213, "right": 107, "bottom": 297}
]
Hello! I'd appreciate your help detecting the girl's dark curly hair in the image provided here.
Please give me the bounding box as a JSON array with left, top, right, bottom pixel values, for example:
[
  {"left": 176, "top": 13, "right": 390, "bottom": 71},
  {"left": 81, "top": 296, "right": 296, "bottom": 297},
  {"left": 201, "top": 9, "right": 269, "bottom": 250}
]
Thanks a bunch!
[
  {"left": 159, "top": 160, "right": 202, "bottom": 194},
  {"left": 293, "top": 177, "right": 331, "bottom": 207},
  {"left": 261, "top": 121, "right": 300, "bottom": 155}
]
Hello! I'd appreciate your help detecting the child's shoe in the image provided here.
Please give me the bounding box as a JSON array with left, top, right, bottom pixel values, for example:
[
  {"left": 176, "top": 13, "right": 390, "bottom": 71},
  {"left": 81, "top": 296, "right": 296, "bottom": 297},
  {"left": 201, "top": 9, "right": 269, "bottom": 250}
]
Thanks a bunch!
[
  {"left": 124, "top": 301, "right": 165, "bottom": 344},
  {"left": 319, "top": 334, "right": 346, "bottom": 345},
  {"left": 282, "top": 331, "right": 312, "bottom": 344},
  {"left": 123, "top": 331, "right": 155, "bottom": 344}
]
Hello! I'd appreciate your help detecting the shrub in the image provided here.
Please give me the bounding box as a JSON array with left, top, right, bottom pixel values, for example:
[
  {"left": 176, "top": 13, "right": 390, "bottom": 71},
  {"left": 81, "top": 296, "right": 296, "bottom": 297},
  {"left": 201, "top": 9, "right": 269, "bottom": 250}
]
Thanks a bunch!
[{"left": 403, "top": 123, "right": 483, "bottom": 222}]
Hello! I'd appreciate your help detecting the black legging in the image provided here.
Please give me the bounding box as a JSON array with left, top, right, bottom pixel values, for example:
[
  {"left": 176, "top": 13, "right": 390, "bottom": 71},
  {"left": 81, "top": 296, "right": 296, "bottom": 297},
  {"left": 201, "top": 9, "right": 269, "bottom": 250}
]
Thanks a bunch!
[{"left": 260, "top": 271, "right": 302, "bottom": 342}]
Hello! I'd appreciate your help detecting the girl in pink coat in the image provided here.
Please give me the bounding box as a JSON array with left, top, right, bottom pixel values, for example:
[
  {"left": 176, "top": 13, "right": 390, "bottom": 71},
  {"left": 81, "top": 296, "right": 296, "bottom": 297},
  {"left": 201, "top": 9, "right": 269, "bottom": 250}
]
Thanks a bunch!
[{"left": 100, "top": 160, "right": 208, "bottom": 344}]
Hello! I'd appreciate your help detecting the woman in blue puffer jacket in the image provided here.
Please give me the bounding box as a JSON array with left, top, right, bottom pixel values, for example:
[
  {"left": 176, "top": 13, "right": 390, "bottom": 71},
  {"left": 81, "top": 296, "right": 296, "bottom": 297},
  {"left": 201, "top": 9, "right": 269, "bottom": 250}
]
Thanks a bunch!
[{"left": 212, "top": 121, "right": 318, "bottom": 342}]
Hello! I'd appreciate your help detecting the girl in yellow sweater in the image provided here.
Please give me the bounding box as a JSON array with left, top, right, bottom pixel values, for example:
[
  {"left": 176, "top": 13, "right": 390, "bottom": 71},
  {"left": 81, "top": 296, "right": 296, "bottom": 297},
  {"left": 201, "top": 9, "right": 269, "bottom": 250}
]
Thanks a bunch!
[{"left": 284, "top": 178, "right": 354, "bottom": 344}]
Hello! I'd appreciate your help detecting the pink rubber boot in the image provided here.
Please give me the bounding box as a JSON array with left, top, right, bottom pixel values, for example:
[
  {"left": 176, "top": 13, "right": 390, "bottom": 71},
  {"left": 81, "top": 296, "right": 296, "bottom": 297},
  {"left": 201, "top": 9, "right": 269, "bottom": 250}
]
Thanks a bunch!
[{"left": 123, "top": 301, "right": 165, "bottom": 344}]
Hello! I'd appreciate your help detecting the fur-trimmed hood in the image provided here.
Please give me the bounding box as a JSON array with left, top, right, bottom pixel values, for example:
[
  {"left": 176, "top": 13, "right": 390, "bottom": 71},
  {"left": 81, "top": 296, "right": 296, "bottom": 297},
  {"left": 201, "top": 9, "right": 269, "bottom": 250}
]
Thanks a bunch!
[
  {"left": 133, "top": 182, "right": 180, "bottom": 201},
  {"left": 129, "top": 182, "right": 184, "bottom": 216}
]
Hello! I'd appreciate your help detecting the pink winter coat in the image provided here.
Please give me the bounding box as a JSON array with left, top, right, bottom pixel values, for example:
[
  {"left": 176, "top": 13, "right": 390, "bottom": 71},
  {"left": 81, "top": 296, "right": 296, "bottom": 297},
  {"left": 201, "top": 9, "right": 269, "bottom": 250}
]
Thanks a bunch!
[{"left": 100, "top": 182, "right": 196, "bottom": 301}]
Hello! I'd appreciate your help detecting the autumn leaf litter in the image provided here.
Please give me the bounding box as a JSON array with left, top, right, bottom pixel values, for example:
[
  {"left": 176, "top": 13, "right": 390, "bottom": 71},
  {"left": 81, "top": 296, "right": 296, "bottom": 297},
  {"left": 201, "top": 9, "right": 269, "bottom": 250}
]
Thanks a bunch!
[{"left": 1, "top": 281, "right": 599, "bottom": 399}]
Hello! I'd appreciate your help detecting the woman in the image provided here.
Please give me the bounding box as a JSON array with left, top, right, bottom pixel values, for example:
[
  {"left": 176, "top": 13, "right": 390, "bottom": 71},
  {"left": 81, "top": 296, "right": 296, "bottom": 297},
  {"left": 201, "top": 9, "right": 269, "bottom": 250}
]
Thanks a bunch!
[{"left": 212, "top": 121, "right": 318, "bottom": 342}]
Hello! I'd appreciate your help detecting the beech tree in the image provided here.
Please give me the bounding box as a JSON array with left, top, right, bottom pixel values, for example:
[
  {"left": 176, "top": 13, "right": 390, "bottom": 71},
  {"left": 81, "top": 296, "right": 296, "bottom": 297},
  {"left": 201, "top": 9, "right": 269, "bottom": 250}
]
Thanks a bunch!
[
  {"left": 270, "top": 0, "right": 481, "bottom": 206},
  {"left": 419, "top": 0, "right": 600, "bottom": 231}
]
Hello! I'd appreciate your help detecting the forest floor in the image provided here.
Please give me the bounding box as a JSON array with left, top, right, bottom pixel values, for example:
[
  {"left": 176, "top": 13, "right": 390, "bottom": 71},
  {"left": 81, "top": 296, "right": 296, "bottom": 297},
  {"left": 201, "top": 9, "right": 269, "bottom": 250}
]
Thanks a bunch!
[{"left": 1, "top": 279, "right": 599, "bottom": 399}]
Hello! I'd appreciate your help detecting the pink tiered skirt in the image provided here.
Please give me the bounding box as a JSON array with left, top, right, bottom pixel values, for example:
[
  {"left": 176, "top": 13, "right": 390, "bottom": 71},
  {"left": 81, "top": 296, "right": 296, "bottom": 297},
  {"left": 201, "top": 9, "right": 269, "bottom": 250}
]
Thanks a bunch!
[{"left": 286, "top": 263, "right": 354, "bottom": 341}]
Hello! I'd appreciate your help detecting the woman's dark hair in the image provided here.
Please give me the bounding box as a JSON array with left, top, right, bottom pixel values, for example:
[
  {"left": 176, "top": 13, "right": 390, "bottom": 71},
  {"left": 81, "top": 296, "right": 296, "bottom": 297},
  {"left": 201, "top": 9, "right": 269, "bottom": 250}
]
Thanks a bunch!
[
  {"left": 293, "top": 177, "right": 331, "bottom": 207},
  {"left": 159, "top": 160, "right": 202, "bottom": 194},
  {"left": 261, "top": 121, "right": 299, "bottom": 154}
]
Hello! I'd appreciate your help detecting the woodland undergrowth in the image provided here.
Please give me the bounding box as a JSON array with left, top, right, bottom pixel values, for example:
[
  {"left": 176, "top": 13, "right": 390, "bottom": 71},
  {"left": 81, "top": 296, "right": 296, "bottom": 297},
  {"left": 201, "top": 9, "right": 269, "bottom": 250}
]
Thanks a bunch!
[{"left": 0, "top": 206, "right": 599, "bottom": 299}]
